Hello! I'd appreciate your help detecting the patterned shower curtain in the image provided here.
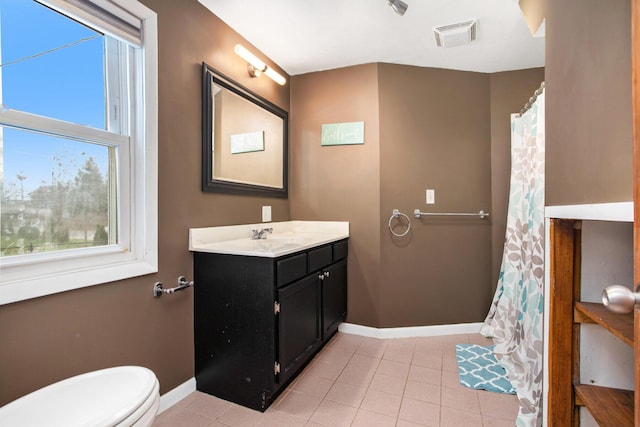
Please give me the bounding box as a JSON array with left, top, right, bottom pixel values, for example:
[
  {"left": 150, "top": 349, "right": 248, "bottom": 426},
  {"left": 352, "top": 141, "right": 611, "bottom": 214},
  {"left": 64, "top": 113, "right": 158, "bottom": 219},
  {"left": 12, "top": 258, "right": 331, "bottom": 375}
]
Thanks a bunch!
[{"left": 481, "top": 91, "right": 545, "bottom": 427}]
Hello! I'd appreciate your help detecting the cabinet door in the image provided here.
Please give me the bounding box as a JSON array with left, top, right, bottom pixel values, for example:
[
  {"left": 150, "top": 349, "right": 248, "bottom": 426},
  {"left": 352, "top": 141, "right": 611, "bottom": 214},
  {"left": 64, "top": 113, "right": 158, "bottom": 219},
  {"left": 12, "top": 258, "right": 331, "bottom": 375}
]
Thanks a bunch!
[
  {"left": 277, "top": 274, "right": 321, "bottom": 385},
  {"left": 322, "top": 259, "right": 347, "bottom": 339}
]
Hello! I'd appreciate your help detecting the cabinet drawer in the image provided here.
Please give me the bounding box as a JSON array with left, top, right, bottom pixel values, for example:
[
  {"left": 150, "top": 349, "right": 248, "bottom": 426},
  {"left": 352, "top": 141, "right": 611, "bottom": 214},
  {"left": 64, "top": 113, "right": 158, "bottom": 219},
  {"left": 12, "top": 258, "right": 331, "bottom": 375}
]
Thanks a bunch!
[
  {"left": 308, "top": 245, "right": 333, "bottom": 272},
  {"left": 277, "top": 253, "right": 307, "bottom": 288},
  {"left": 333, "top": 240, "right": 348, "bottom": 261}
]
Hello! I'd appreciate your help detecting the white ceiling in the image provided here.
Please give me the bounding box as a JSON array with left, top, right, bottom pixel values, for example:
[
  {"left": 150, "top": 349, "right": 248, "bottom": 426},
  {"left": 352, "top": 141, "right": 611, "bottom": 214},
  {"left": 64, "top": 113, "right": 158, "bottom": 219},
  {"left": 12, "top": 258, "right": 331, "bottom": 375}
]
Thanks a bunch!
[{"left": 198, "top": 0, "right": 545, "bottom": 76}]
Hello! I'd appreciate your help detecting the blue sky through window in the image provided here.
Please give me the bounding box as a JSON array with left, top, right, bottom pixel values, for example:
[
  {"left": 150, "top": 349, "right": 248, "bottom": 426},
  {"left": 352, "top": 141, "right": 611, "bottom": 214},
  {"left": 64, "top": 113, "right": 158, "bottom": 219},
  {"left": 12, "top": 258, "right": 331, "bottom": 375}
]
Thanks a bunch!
[{"left": 1, "top": 0, "right": 108, "bottom": 196}]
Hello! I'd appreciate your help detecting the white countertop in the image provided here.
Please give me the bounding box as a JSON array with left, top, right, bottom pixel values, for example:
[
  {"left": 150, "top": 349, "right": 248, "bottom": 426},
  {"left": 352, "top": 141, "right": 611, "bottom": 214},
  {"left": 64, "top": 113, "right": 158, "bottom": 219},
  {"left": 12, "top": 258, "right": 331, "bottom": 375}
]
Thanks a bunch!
[{"left": 189, "top": 221, "right": 349, "bottom": 258}]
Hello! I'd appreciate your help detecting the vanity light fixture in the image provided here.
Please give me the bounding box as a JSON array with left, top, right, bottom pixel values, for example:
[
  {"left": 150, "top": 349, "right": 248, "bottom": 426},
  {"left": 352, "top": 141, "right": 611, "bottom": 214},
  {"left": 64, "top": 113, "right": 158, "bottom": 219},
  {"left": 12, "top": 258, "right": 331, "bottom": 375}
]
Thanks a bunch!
[
  {"left": 234, "top": 44, "right": 286, "bottom": 86},
  {"left": 386, "top": 0, "right": 408, "bottom": 16}
]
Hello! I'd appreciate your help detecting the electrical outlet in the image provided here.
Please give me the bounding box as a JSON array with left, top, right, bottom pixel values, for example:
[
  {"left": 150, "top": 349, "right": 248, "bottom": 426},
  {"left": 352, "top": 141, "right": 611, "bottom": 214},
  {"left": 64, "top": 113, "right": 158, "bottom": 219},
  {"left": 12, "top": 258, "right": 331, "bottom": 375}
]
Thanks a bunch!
[
  {"left": 262, "top": 206, "right": 272, "bottom": 222},
  {"left": 426, "top": 189, "right": 435, "bottom": 204}
]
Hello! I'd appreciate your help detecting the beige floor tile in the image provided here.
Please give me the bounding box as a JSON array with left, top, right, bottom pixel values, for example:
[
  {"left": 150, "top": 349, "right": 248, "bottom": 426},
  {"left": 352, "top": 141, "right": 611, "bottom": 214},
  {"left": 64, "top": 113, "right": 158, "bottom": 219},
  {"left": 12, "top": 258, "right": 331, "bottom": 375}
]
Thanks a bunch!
[
  {"left": 360, "top": 389, "right": 402, "bottom": 418},
  {"left": 256, "top": 409, "right": 307, "bottom": 427},
  {"left": 327, "top": 332, "right": 364, "bottom": 353},
  {"left": 316, "top": 346, "right": 353, "bottom": 367},
  {"left": 403, "top": 380, "right": 440, "bottom": 404},
  {"left": 173, "top": 390, "right": 205, "bottom": 407},
  {"left": 441, "top": 369, "right": 463, "bottom": 389},
  {"left": 369, "top": 372, "right": 407, "bottom": 395},
  {"left": 440, "top": 406, "right": 483, "bottom": 426},
  {"left": 441, "top": 346, "right": 459, "bottom": 362},
  {"left": 273, "top": 391, "right": 322, "bottom": 420},
  {"left": 441, "top": 333, "right": 469, "bottom": 344},
  {"left": 396, "top": 420, "right": 426, "bottom": 427},
  {"left": 304, "top": 422, "right": 326, "bottom": 427},
  {"left": 413, "top": 345, "right": 443, "bottom": 357},
  {"left": 413, "top": 336, "right": 443, "bottom": 350},
  {"left": 308, "top": 400, "right": 358, "bottom": 427},
  {"left": 270, "top": 389, "right": 290, "bottom": 407},
  {"left": 351, "top": 409, "right": 397, "bottom": 427},
  {"left": 441, "top": 386, "right": 481, "bottom": 414},
  {"left": 216, "top": 404, "right": 263, "bottom": 427},
  {"left": 324, "top": 381, "right": 367, "bottom": 407},
  {"left": 478, "top": 391, "right": 519, "bottom": 420},
  {"left": 383, "top": 341, "right": 415, "bottom": 364},
  {"left": 467, "top": 333, "right": 494, "bottom": 346},
  {"left": 408, "top": 365, "right": 441, "bottom": 385},
  {"left": 153, "top": 407, "right": 215, "bottom": 427},
  {"left": 291, "top": 374, "right": 334, "bottom": 398},
  {"left": 411, "top": 350, "right": 442, "bottom": 370},
  {"left": 442, "top": 354, "right": 460, "bottom": 373},
  {"left": 336, "top": 364, "right": 375, "bottom": 387},
  {"left": 183, "top": 393, "right": 234, "bottom": 419},
  {"left": 346, "top": 353, "right": 381, "bottom": 372},
  {"left": 483, "top": 415, "right": 519, "bottom": 426},
  {"left": 398, "top": 397, "right": 440, "bottom": 426},
  {"left": 304, "top": 359, "right": 345, "bottom": 381},
  {"left": 356, "top": 338, "right": 387, "bottom": 359},
  {"left": 376, "top": 359, "right": 410, "bottom": 379}
]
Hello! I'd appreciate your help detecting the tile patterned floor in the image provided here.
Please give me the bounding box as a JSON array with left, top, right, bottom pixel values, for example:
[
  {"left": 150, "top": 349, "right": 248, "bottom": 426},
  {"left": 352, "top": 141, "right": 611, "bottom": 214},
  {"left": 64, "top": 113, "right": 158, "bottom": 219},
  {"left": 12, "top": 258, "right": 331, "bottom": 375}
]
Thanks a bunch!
[{"left": 154, "top": 333, "right": 518, "bottom": 427}]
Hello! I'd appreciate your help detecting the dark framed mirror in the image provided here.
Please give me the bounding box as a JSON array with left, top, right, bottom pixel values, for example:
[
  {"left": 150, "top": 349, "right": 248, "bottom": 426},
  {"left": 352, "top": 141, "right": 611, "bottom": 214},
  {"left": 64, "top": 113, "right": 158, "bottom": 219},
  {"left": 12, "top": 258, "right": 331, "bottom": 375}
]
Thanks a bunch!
[{"left": 202, "top": 62, "right": 288, "bottom": 197}]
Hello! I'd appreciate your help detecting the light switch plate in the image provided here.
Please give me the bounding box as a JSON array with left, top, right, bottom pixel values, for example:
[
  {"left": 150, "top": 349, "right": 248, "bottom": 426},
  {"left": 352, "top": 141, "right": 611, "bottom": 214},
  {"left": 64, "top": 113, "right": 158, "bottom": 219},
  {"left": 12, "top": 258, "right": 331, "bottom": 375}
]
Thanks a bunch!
[
  {"left": 426, "top": 189, "right": 435, "bottom": 205},
  {"left": 262, "top": 206, "right": 272, "bottom": 222}
]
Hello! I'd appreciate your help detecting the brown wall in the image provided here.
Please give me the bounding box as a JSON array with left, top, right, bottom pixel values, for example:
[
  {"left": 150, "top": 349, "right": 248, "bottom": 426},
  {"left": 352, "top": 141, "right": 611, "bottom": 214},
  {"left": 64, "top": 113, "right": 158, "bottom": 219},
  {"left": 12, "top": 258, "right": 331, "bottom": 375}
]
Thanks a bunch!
[
  {"left": 378, "top": 64, "right": 493, "bottom": 326},
  {"left": 291, "top": 63, "right": 543, "bottom": 328},
  {"left": 545, "top": 0, "right": 632, "bottom": 205},
  {"left": 289, "top": 64, "right": 382, "bottom": 327},
  {"left": 489, "top": 69, "right": 545, "bottom": 289},
  {"left": 0, "top": 0, "right": 290, "bottom": 405}
]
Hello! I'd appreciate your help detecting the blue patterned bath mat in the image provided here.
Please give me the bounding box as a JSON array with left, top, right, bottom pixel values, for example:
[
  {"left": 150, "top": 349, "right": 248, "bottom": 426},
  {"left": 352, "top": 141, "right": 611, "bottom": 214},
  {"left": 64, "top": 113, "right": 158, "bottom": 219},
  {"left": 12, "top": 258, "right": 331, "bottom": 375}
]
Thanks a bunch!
[{"left": 455, "top": 344, "right": 516, "bottom": 394}]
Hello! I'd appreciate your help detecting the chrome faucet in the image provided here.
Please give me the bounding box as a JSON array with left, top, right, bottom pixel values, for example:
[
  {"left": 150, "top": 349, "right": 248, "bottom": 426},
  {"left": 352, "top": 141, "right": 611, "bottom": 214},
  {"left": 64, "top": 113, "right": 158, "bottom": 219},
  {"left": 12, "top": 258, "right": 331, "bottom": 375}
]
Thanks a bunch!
[{"left": 251, "top": 227, "right": 273, "bottom": 240}]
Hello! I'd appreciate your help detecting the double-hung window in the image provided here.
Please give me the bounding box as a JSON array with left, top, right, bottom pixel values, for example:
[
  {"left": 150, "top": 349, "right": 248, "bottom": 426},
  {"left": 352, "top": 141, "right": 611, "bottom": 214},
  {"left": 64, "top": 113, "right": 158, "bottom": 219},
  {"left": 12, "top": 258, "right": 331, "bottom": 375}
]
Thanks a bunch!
[{"left": 0, "top": 0, "right": 158, "bottom": 304}]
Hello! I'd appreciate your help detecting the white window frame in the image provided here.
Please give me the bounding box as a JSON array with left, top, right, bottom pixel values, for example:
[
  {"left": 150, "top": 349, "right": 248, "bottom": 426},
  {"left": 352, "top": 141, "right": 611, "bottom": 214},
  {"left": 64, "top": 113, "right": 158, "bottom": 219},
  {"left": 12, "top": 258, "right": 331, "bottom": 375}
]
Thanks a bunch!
[{"left": 0, "top": 0, "right": 158, "bottom": 305}]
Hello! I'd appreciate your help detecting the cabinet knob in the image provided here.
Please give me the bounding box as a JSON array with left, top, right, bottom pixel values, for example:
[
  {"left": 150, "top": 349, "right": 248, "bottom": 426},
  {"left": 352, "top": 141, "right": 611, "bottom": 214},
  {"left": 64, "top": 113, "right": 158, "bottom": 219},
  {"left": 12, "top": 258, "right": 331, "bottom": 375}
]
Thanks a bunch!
[
  {"left": 325, "top": 271, "right": 330, "bottom": 278},
  {"left": 602, "top": 285, "right": 640, "bottom": 314},
  {"left": 318, "top": 273, "right": 325, "bottom": 280}
]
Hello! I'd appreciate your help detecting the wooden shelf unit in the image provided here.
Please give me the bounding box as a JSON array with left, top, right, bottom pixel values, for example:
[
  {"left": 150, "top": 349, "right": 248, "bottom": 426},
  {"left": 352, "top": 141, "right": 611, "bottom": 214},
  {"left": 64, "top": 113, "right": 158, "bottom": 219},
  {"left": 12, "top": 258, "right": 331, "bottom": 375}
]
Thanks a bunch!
[
  {"left": 574, "top": 385, "right": 634, "bottom": 427},
  {"left": 549, "top": 219, "right": 635, "bottom": 426},
  {"left": 574, "top": 302, "right": 634, "bottom": 346}
]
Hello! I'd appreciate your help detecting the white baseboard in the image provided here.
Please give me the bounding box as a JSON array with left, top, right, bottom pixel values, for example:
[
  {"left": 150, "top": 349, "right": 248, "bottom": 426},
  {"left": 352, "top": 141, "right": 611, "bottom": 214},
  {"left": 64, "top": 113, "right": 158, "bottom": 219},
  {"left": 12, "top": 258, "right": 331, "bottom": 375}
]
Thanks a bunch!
[
  {"left": 338, "top": 321, "right": 483, "bottom": 339},
  {"left": 158, "top": 377, "right": 196, "bottom": 414}
]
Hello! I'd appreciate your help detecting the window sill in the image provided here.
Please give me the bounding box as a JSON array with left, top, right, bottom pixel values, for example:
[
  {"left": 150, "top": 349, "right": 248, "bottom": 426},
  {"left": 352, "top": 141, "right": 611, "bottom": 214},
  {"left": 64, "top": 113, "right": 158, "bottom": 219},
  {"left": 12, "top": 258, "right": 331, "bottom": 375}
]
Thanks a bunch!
[{"left": 0, "top": 256, "right": 157, "bottom": 305}]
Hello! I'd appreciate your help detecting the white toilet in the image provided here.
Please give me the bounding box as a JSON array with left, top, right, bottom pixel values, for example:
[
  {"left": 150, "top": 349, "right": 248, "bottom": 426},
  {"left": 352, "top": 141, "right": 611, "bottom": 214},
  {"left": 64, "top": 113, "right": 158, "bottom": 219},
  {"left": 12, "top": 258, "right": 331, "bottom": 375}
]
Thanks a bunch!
[{"left": 0, "top": 366, "right": 160, "bottom": 427}]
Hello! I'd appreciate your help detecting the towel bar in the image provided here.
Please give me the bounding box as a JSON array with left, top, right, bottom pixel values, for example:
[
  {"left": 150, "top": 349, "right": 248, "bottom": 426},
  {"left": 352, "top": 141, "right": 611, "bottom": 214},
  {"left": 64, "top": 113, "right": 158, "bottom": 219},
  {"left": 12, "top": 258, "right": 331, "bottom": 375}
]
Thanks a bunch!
[
  {"left": 153, "top": 276, "right": 194, "bottom": 297},
  {"left": 413, "top": 209, "right": 490, "bottom": 219}
]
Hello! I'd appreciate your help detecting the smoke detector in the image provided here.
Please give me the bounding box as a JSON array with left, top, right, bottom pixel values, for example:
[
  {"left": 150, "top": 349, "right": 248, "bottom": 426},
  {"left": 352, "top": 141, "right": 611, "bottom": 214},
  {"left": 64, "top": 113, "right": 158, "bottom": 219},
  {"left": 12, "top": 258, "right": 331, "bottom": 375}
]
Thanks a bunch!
[{"left": 434, "top": 19, "right": 477, "bottom": 48}]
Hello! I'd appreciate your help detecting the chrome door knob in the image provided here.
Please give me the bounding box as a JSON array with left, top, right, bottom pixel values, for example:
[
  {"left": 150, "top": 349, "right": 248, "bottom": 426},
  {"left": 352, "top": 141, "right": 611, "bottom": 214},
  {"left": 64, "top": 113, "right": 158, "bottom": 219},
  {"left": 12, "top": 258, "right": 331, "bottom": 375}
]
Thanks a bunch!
[{"left": 602, "top": 285, "right": 640, "bottom": 314}]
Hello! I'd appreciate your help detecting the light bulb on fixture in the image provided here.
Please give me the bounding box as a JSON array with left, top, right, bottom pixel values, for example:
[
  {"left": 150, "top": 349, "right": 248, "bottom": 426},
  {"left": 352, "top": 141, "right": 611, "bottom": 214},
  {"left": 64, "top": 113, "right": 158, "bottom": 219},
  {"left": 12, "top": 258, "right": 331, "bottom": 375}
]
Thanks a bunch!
[{"left": 234, "top": 44, "right": 286, "bottom": 86}]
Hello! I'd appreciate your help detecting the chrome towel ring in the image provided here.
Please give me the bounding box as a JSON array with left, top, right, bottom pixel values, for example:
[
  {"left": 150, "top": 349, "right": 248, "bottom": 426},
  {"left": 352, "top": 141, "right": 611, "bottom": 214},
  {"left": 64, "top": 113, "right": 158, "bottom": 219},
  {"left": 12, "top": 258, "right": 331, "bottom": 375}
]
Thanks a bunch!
[{"left": 388, "top": 209, "right": 411, "bottom": 237}]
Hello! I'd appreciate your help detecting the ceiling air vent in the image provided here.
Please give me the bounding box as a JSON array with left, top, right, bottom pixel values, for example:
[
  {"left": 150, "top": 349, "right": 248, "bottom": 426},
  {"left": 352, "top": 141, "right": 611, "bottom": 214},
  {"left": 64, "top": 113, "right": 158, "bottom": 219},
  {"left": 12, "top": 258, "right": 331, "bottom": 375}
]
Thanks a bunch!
[{"left": 434, "top": 19, "right": 477, "bottom": 48}]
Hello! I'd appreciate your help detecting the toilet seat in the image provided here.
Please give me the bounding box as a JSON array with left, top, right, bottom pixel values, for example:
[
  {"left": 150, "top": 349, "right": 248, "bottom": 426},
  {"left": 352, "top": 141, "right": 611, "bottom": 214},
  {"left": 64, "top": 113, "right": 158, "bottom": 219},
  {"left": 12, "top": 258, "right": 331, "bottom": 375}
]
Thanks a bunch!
[{"left": 0, "top": 366, "right": 160, "bottom": 427}]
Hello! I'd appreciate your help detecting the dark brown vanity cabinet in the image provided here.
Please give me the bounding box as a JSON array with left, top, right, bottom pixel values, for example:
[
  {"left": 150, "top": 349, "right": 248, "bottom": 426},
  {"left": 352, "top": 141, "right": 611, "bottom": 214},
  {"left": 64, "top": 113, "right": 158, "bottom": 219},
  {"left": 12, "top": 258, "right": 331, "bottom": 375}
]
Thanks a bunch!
[{"left": 193, "top": 239, "right": 348, "bottom": 411}]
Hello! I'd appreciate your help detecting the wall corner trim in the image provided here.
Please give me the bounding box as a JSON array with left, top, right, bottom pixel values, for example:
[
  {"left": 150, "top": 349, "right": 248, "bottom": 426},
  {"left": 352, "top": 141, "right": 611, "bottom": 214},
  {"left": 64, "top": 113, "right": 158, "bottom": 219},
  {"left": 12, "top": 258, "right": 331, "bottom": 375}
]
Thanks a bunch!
[
  {"left": 158, "top": 377, "right": 196, "bottom": 414},
  {"left": 338, "top": 322, "right": 483, "bottom": 339}
]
